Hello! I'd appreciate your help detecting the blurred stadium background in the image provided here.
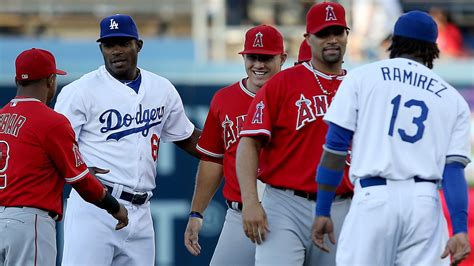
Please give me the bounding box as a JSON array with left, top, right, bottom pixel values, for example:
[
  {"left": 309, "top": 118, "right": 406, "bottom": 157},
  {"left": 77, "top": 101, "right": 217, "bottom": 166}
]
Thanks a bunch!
[{"left": 1, "top": 0, "right": 473, "bottom": 265}]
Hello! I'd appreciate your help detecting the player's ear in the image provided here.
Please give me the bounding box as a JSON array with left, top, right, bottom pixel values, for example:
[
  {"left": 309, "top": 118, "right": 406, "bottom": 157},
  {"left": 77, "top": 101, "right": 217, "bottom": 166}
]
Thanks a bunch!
[
  {"left": 46, "top": 74, "right": 56, "bottom": 88},
  {"left": 136, "top": 40, "right": 143, "bottom": 52},
  {"left": 280, "top": 53, "right": 288, "bottom": 66}
]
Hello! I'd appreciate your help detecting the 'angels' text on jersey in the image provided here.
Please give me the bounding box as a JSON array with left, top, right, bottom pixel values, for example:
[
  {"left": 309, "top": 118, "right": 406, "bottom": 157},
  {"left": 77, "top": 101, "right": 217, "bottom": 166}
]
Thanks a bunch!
[
  {"left": 222, "top": 114, "right": 246, "bottom": 149},
  {"left": 99, "top": 104, "right": 165, "bottom": 141},
  {"left": 295, "top": 94, "right": 329, "bottom": 130}
]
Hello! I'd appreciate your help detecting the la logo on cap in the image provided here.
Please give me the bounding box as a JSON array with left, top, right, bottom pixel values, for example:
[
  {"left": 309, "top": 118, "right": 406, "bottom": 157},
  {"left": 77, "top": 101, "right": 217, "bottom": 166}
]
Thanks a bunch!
[
  {"left": 253, "top": 32, "right": 263, "bottom": 48},
  {"left": 326, "top": 5, "right": 337, "bottom": 21},
  {"left": 109, "top": 19, "right": 119, "bottom": 30}
]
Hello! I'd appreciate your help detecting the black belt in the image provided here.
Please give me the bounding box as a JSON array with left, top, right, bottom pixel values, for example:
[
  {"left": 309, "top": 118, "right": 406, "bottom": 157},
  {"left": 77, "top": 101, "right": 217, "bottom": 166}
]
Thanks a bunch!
[
  {"left": 226, "top": 200, "right": 243, "bottom": 211},
  {"left": 104, "top": 185, "right": 148, "bottom": 205},
  {"left": 271, "top": 186, "right": 317, "bottom": 201},
  {"left": 48, "top": 211, "right": 59, "bottom": 221},
  {"left": 360, "top": 176, "right": 438, "bottom": 188},
  {"left": 271, "top": 186, "right": 353, "bottom": 201}
]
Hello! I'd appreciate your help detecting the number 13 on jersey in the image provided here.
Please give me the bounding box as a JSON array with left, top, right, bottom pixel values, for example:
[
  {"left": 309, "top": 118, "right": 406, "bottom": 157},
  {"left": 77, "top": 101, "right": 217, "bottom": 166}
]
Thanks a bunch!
[
  {"left": 388, "top": 94, "right": 429, "bottom": 144},
  {"left": 0, "top": 141, "right": 10, "bottom": 189}
]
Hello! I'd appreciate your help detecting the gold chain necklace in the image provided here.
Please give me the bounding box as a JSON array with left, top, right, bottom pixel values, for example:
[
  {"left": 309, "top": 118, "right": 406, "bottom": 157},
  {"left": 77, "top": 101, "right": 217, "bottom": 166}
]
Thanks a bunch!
[{"left": 309, "top": 61, "right": 335, "bottom": 96}]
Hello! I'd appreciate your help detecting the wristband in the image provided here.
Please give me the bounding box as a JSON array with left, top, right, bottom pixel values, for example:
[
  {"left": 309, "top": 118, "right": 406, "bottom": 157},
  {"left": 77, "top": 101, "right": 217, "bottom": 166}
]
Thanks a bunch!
[
  {"left": 95, "top": 191, "right": 120, "bottom": 214},
  {"left": 315, "top": 165, "right": 344, "bottom": 217},
  {"left": 315, "top": 190, "right": 336, "bottom": 217},
  {"left": 316, "top": 166, "right": 344, "bottom": 186},
  {"left": 189, "top": 211, "right": 203, "bottom": 219}
]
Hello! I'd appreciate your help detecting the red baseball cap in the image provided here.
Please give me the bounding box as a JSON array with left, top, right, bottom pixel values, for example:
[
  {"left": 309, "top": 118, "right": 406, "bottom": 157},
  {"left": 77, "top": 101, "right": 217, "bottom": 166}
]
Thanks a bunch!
[
  {"left": 297, "top": 40, "right": 311, "bottom": 64},
  {"left": 239, "top": 24, "right": 284, "bottom": 55},
  {"left": 15, "top": 48, "right": 66, "bottom": 81},
  {"left": 306, "top": 2, "right": 349, "bottom": 34}
]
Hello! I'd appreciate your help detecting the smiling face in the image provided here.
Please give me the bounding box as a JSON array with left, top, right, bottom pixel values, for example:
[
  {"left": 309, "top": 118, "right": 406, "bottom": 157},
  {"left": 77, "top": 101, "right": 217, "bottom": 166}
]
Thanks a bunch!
[
  {"left": 306, "top": 26, "right": 348, "bottom": 68},
  {"left": 99, "top": 37, "right": 143, "bottom": 80},
  {"left": 243, "top": 53, "right": 287, "bottom": 92}
]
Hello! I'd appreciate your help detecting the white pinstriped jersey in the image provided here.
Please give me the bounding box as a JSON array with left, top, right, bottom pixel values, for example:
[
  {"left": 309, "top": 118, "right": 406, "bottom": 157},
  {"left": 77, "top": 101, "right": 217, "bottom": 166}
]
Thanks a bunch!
[
  {"left": 55, "top": 66, "right": 194, "bottom": 191},
  {"left": 324, "top": 58, "right": 471, "bottom": 182}
]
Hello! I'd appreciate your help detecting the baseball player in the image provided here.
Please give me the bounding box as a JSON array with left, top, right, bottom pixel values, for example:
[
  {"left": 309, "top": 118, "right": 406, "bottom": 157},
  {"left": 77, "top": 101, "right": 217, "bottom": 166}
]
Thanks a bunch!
[
  {"left": 184, "top": 24, "right": 287, "bottom": 265},
  {"left": 236, "top": 2, "right": 353, "bottom": 265},
  {"left": 312, "top": 11, "right": 471, "bottom": 265},
  {"left": 295, "top": 39, "right": 311, "bottom": 65},
  {"left": 54, "top": 14, "right": 200, "bottom": 265},
  {"left": 0, "top": 48, "right": 128, "bottom": 266}
]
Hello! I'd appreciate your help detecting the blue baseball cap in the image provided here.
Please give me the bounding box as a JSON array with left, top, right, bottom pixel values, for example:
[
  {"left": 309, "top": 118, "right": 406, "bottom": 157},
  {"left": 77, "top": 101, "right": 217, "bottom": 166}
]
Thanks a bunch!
[
  {"left": 97, "top": 14, "right": 139, "bottom": 42},
  {"left": 393, "top": 10, "right": 438, "bottom": 43}
]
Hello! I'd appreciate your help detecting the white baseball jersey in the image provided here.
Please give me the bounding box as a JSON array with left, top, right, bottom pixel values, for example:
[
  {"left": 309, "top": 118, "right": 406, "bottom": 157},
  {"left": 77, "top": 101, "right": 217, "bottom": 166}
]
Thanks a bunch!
[
  {"left": 54, "top": 66, "right": 194, "bottom": 191},
  {"left": 324, "top": 58, "right": 471, "bottom": 182}
]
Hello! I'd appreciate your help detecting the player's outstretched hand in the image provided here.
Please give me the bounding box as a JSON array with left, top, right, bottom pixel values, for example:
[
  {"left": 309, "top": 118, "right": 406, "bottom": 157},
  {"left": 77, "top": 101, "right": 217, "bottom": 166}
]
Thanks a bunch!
[
  {"left": 112, "top": 203, "right": 128, "bottom": 230},
  {"left": 441, "top": 232, "right": 471, "bottom": 265},
  {"left": 88, "top": 166, "right": 110, "bottom": 177},
  {"left": 184, "top": 217, "right": 203, "bottom": 256},
  {"left": 242, "top": 201, "right": 269, "bottom": 245},
  {"left": 311, "top": 216, "right": 335, "bottom": 253}
]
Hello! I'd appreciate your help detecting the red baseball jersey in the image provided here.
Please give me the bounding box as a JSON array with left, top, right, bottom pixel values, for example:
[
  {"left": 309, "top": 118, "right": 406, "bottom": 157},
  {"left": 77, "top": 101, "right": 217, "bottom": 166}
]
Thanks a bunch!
[
  {"left": 197, "top": 79, "right": 257, "bottom": 202},
  {"left": 241, "top": 63, "right": 353, "bottom": 194},
  {"left": 0, "top": 97, "right": 92, "bottom": 216}
]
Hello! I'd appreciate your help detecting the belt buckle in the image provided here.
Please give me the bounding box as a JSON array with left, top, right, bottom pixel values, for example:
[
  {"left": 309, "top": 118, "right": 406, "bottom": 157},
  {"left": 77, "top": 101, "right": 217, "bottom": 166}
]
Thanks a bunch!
[{"left": 131, "top": 192, "right": 147, "bottom": 204}]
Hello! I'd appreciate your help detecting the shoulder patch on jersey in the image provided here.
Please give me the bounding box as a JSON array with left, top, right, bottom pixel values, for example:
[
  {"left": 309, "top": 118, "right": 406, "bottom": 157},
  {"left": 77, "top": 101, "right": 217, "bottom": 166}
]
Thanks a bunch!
[
  {"left": 72, "top": 143, "right": 85, "bottom": 167},
  {"left": 251, "top": 101, "right": 265, "bottom": 124}
]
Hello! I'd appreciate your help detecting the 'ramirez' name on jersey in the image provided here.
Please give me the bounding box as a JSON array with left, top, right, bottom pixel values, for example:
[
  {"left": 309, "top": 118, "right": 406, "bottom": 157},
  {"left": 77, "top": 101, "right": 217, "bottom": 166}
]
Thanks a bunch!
[{"left": 380, "top": 64, "right": 448, "bottom": 98}]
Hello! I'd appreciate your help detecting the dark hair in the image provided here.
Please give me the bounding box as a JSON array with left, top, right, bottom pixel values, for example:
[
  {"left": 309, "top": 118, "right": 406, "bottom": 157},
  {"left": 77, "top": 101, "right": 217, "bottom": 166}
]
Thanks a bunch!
[
  {"left": 16, "top": 77, "right": 47, "bottom": 87},
  {"left": 388, "top": 35, "right": 440, "bottom": 69}
]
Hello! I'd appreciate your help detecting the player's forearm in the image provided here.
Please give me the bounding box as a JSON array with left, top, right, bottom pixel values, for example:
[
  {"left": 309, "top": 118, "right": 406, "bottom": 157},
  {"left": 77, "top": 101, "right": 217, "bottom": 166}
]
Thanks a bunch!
[
  {"left": 190, "top": 160, "right": 224, "bottom": 213},
  {"left": 315, "top": 150, "right": 347, "bottom": 217},
  {"left": 72, "top": 172, "right": 107, "bottom": 203},
  {"left": 72, "top": 172, "right": 120, "bottom": 214},
  {"left": 175, "top": 128, "right": 202, "bottom": 159},
  {"left": 236, "top": 137, "right": 261, "bottom": 204},
  {"left": 442, "top": 162, "right": 469, "bottom": 234}
]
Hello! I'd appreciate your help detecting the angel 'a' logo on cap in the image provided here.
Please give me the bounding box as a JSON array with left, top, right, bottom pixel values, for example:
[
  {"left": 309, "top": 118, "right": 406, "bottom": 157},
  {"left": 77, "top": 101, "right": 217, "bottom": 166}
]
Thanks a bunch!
[
  {"left": 325, "top": 5, "right": 337, "bottom": 21},
  {"left": 253, "top": 32, "right": 264, "bottom": 48},
  {"left": 109, "top": 19, "right": 119, "bottom": 30}
]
